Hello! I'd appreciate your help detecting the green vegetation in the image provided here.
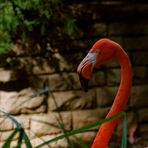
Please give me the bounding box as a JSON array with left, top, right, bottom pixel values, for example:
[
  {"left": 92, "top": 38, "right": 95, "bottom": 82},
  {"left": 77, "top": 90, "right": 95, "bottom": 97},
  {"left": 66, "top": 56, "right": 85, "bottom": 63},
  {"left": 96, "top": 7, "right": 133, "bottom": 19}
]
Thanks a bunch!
[
  {"left": 0, "top": 0, "right": 79, "bottom": 53},
  {"left": 0, "top": 88, "right": 127, "bottom": 148},
  {"left": 0, "top": 109, "right": 127, "bottom": 148}
]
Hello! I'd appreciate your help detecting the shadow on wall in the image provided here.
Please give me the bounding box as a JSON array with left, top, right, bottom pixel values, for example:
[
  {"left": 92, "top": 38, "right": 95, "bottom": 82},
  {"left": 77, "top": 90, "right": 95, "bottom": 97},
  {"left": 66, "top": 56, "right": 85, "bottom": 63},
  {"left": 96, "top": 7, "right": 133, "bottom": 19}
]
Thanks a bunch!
[
  {"left": 0, "top": 37, "right": 115, "bottom": 91},
  {"left": 0, "top": 68, "right": 29, "bottom": 91}
]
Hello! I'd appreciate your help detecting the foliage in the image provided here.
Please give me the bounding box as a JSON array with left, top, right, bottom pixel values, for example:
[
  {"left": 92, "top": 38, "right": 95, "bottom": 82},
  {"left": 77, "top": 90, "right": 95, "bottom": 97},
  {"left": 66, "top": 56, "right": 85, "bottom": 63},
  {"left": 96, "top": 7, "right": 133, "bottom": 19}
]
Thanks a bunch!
[
  {"left": 0, "top": 0, "right": 80, "bottom": 54},
  {"left": 0, "top": 109, "right": 127, "bottom": 148},
  {"left": 0, "top": 110, "right": 32, "bottom": 148}
]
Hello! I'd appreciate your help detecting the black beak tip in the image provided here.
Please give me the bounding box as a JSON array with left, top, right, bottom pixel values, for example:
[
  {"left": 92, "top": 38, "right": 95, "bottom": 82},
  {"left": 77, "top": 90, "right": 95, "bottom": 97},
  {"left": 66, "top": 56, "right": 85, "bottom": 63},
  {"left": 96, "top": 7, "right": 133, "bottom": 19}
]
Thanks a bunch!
[{"left": 79, "top": 74, "right": 89, "bottom": 92}]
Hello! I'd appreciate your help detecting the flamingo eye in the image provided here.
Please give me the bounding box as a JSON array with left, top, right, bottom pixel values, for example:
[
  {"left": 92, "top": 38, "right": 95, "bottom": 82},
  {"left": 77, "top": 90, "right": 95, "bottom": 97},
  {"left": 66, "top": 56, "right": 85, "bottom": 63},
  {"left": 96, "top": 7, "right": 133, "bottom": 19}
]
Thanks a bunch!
[{"left": 96, "top": 48, "right": 101, "bottom": 54}]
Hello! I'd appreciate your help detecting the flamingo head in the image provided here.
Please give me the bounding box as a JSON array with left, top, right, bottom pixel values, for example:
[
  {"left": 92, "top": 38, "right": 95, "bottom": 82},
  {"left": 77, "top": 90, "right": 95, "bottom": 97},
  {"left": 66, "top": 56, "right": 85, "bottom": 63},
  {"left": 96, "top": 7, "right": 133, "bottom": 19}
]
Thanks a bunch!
[{"left": 77, "top": 39, "right": 116, "bottom": 92}]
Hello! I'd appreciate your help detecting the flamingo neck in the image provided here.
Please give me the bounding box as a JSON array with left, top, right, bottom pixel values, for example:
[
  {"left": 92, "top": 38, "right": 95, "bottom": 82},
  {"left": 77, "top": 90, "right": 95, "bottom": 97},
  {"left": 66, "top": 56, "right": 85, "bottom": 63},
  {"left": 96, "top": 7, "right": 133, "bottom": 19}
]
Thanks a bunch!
[{"left": 92, "top": 48, "right": 132, "bottom": 148}]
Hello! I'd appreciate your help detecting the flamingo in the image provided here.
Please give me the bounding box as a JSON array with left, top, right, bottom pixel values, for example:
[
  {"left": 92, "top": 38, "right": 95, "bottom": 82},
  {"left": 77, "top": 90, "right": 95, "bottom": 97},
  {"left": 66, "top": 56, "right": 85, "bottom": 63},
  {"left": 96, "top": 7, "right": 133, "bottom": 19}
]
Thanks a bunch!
[{"left": 77, "top": 38, "right": 132, "bottom": 148}]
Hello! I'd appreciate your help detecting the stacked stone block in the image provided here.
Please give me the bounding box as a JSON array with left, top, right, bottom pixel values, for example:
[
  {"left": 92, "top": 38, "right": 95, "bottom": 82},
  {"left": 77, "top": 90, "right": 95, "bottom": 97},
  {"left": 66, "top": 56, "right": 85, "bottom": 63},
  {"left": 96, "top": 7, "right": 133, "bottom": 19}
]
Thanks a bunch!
[{"left": 1, "top": 1, "right": 148, "bottom": 147}]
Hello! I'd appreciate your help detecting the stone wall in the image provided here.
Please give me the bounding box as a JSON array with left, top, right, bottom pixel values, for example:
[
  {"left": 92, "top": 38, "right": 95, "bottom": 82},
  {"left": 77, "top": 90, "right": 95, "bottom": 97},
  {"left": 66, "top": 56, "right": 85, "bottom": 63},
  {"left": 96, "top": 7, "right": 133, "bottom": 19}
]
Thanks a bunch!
[{"left": 1, "top": 1, "right": 148, "bottom": 147}]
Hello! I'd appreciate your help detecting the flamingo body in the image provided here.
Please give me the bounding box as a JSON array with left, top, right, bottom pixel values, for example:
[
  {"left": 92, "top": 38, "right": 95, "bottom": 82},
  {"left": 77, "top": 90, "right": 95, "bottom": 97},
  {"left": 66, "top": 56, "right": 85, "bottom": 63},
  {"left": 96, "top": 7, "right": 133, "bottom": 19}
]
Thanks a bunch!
[{"left": 77, "top": 39, "right": 132, "bottom": 148}]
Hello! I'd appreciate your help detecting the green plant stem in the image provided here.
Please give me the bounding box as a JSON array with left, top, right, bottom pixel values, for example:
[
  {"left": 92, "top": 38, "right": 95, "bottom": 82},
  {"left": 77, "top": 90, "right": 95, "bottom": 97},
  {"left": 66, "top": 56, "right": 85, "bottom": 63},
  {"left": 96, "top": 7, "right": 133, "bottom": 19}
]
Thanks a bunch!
[{"left": 36, "top": 112, "right": 127, "bottom": 148}]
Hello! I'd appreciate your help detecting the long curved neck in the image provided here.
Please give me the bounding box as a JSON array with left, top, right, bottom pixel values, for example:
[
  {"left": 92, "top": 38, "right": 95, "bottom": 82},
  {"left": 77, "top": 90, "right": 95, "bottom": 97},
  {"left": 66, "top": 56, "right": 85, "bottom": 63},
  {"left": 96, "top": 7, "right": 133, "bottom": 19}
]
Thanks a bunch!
[{"left": 92, "top": 48, "right": 132, "bottom": 148}]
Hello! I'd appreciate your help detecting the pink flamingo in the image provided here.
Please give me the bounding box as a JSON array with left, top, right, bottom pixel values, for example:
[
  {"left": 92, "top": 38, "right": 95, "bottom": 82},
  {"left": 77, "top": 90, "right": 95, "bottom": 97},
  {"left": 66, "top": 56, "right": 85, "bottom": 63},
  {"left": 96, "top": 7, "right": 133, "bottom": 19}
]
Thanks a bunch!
[{"left": 77, "top": 39, "right": 132, "bottom": 148}]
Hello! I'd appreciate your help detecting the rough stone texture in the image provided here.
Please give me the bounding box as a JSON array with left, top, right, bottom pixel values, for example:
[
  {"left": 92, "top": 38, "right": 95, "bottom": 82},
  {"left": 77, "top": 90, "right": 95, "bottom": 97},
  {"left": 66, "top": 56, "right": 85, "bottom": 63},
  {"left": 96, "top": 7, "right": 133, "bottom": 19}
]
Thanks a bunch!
[
  {"left": 96, "top": 86, "right": 118, "bottom": 107},
  {"left": 32, "top": 58, "right": 56, "bottom": 74},
  {"left": 107, "top": 69, "right": 121, "bottom": 85},
  {"left": 0, "top": 130, "right": 19, "bottom": 141},
  {"left": 139, "top": 123, "right": 148, "bottom": 136},
  {"left": 0, "top": 117, "right": 14, "bottom": 131},
  {"left": 72, "top": 108, "right": 109, "bottom": 130},
  {"left": 105, "top": 59, "right": 119, "bottom": 68},
  {"left": 0, "top": 88, "right": 46, "bottom": 115},
  {"left": 124, "top": 37, "right": 148, "bottom": 50},
  {"left": 0, "top": 68, "right": 17, "bottom": 82},
  {"left": 31, "top": 53, "right": 73, "bottom": 75},
  {"left": 109, "top": 23, "right": 148, "bottom": 36},
  {"left": 138, "top": 108, "right": 148, "bottom": 122},
  {"left": 89, "top": 71, "right": 106, "bottom": 87},
  {"left": 132, "top": 51, "right": 148, "bottom": 65},
  {"left": 91, "top": 23, "right": 107, "bottom": 36},
  {"left": 14, "top": 115, "right": 30, "bottom": 129},
  {"left": 30, "top": 112, "right": 71, "bottom": 136},
  {"left": 133, "top": 66, "right": 148, "bottom": 84},
  {"left": 130, "top": 85, "right": 148, "bottom": 108},
  {"left": 48, "top": 89, "right": 96, "bottom": 111},
  {"left": 39, "top": 72, "right": 81, "bottom": 91},
  {"left": 70, "top": 131, "right": 96, "bottom": 146}
]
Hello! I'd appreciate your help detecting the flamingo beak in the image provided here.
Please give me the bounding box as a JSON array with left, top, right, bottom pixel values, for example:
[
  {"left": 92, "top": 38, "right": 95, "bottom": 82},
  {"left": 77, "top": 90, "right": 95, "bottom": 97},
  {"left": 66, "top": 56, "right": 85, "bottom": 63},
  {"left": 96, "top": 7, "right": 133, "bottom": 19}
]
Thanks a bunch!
[
  {"left": 77, "top": 52, "right": 97, "bottom": 92},
  {"left": 79, "top": 72, "right": 89, "bottom": 92}
]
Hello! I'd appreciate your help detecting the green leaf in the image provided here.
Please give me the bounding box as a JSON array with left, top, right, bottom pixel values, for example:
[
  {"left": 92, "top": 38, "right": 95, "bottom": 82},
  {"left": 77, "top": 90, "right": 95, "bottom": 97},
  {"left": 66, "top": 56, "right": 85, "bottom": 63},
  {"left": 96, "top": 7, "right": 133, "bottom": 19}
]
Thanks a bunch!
[
  {"left": 75, "top": 138, "right": 89, "bottom": 148},
  {"left": 0, "top": 42, "right": 10, "bottom": 53},
  {"left": 0, "top": 109, "right": 32, "bottom": 148},
  {"left": 0, "top": 110, "right": 21, "bottom": 128},
  {"left": 16, "top": 129, "right": 24, "bottom": 148},
  {"left": 36, "top": 112, "right": 126, "bottom": 148},
  {"left": 22, "top": 128, "right": 33, "bottom": 148},
  {"left": 65, "top": 18, "right": 77, "bottom": 36},
  {"left": 121, "top": 112, "right": 127, "bottom": 148},
  {"left": 2, "top": 128, "right": 19, "bottom": 148}
]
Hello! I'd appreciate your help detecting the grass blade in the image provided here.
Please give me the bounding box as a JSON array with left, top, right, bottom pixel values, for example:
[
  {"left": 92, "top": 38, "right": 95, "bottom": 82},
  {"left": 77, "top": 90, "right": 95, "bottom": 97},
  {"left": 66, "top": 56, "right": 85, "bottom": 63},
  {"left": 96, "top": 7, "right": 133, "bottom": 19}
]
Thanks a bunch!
[
  {"left": 121, "top": 112, "right": 127, "bottom": 148},
  {"left": 49, "top": 90, "right": 74, "bottom": 147},
  {"left": 0, "top": 109, "right": 32, "bottom": 147},
  {"left": 75, "top": 137, "right": 89, "bottom": 148},
  {"left": 0, "top": 109, "right": 21, "bottom": 128},
  {"left": 16, "top": 128, "right": 24, "bottom": 148},
  {"left": 22, "top": 128, "right": 33, "bottom": 148},
  {"left": 2, "top": 128, "right": 19, "bottom": 148},
  {"left": 36, "top": 112, "right": 126, "bottom": 148}
]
